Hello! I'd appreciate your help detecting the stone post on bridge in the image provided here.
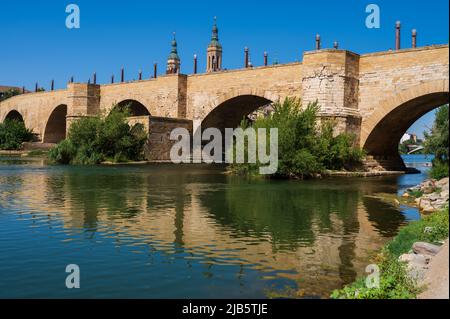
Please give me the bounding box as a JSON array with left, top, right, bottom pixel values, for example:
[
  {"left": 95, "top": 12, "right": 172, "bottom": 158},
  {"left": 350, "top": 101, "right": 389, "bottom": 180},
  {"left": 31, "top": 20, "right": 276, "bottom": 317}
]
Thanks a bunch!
[
  {"left": 301, "top": 49, "right": 362, "bottom": 144},
  {"left": 66, "top": 83, "right": 101, "bottom": 133}
]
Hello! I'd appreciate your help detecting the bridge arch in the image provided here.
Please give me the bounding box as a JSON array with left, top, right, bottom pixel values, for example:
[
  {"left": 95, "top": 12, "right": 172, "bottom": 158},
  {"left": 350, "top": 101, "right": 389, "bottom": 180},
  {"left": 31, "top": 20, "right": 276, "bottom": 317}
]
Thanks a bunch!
[
  {"left": 4, "top": 110, "right": 25, "bottom": 123},
  {"left": 201, "top": 89, "right": 280, "bottom": 132},
  {"left": 43, "top": 104, "right": 67, "bottom": 143},
  {"left": 361, "top": 80, "right": 449, "bottom": 161},
  {"left": 112, "top": 99, "right": 151, "bottom": 116}
]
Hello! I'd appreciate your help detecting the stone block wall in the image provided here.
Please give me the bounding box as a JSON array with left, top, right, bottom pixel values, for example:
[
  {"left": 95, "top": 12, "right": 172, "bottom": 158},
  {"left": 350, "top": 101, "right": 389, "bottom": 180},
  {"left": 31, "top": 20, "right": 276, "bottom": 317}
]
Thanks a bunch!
[{"left": 145, "top": 117, "right": 193, "bottom": 161}]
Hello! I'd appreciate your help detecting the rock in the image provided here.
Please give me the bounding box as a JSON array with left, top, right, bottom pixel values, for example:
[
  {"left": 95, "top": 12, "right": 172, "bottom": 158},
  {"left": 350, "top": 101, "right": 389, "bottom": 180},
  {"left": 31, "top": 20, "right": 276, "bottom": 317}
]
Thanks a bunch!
[
  {"left": 424, "top": 226, "right": 433, "bottom": 234},
  {"left": 399, "top": 253, "right": 431, "bottom": 265},
  {"left": 399, "top": 253, "right": 430, "bottom": 281},
  {"left": 394, "top": 199, "right": 400, "bottom": 205},
  {"left": 402, "top": 192, "right": 410, "bottom": 198},
  {"left": 436, "top": 177, "right": 449, "bottom": 188},
  {"left": 407, "top": 264, "right": 428, "bottom": 281},
  {"left": 426, "top": 193, "right": 441, "bottom": 201},
  {"left": 420, "top": 199, "right": 435, "bottom": 212},
  {"left": 413, "top": 242, "right": 442, "bottom": 256}
]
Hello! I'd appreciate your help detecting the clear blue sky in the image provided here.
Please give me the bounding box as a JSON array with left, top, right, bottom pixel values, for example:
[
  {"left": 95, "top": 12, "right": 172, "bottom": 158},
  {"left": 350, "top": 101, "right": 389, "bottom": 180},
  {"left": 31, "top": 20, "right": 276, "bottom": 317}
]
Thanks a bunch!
[{"left": 1, "top": 0, "right": 448, "bottom": 136}]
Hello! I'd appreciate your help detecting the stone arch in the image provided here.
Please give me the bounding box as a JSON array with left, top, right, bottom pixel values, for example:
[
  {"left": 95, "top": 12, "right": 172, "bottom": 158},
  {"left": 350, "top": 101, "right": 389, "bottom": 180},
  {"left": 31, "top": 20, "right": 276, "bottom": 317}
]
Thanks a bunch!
[
  {"left": 43, "top": 104, "right": 68, "bottom": 143},
  {"left": 112, "top": 99, "right": 151, "bottom": 116},
  {"left": 4, "top": 110, "right": 24, "bottom": 123},
  {"left": 361, "top": 79, "right": 449, "bottom": 161},
  {"left": 201, "top": 89, "right": 279, "bottom": 132}
]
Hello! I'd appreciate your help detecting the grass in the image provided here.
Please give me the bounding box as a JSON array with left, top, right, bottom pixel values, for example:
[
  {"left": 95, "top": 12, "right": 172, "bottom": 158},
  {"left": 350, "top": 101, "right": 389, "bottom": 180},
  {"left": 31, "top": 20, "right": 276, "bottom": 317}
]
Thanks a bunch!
[
  {"left": 407, "top": 189, "right": 424, "bottom": 198},
  {"left": 25, "top": 150, "right": 48, "bottom": 157},
  {"left": 331, "top": 206, "right": 449, "bottom": 299},
  {"left": 386, "top": 207, "right": 449, "bottom": 258}
]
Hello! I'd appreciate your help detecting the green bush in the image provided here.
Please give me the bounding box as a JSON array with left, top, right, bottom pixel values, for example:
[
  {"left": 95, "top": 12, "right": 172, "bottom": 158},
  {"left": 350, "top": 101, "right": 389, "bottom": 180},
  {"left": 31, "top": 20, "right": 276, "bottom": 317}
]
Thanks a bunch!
[
  {"left": 429, "top": 161, "right": 449, "bottom": 180},
  {"left": 230, "top": 98, "right": 365, "bottom": 178},
  {"left": 386, "top": 206, "right": 449, "bottom": 257},
  {"left": 49, "top": 108, "right": 147, "bottom": 165},
  {"left": 0, "top": 119, "right": 34, "bottom": 150},
  {"left": 424, "top": 104, "right": 449, "bottom": 179},
  {"left": 48, "top": 139, "right": 76, "bottom": 164},
  {"left": 331, "top": 252, "right": 418, "bottom": 299},
  {"left": 331, "top": 206, "right": 449, "bottom": 299}
]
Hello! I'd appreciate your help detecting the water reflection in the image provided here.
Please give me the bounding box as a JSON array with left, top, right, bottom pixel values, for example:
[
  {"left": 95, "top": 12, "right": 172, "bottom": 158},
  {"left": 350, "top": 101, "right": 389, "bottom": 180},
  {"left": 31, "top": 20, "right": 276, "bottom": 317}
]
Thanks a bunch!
[{"left": 0, "top": 158, "right": 417, "bottom": 298}]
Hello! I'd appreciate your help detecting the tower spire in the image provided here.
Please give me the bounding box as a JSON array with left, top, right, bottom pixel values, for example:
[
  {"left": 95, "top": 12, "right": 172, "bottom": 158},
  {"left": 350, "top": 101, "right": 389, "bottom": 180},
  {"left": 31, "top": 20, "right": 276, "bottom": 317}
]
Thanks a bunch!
[
  {"left": 166, "top": 32, "right": 180, "bottom": 74},
  {"left": 206, "top": 17, "right": 222, "bottom": 73}
]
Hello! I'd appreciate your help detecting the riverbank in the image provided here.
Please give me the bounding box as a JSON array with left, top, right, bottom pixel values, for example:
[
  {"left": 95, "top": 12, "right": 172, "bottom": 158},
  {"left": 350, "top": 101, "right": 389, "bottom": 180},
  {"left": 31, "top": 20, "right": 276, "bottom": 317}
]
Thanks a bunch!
[
  {"left": 0, "top": 151, "right": 411, "bottom": 177},
  {"left": 331, "top": 176, "right": 449, "bottom": 299}
]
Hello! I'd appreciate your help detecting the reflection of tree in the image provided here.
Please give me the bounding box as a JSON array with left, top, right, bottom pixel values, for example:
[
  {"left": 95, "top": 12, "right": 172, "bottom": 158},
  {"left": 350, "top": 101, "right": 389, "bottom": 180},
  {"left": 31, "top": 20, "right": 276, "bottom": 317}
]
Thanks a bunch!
[
  {"left": 362, "top": 196, "right": 407, "bottom": 237},
  {"left": 54, "top": 167, "right": 150, "bottom": 231},
  {"left": 198, "top": 178, "right": 362, "bottom": 251}
]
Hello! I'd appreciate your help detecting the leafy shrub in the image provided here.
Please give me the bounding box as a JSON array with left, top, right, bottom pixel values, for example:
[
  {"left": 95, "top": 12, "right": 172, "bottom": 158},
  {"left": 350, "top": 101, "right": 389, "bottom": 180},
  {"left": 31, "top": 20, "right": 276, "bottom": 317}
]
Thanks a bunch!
[
  {"left": 0, "top": 119, "right": 33, "bottom": 150},
  {"left": 230, "top": 98, "right": 365, "bottom": 178},
  {"left": 331, "top": 252, "right": 418, "bottom": 299},
  {"left": 49, "top": 108, "right": 147, "bottom": 165},
  {"left": 429, "top": 161, "right": 449, "bottom": 180},
  {"left": 331, "top": 206, "right": 449, "bottom": 299},
  {"left": 424, "top": 104, "right": 449, "bottom": 179},
  {"left": 386, "top": 206, "right": 449, "bottom": 257},
  {"left": 48, "top": 139, "right": 76, "bottom": 164}
]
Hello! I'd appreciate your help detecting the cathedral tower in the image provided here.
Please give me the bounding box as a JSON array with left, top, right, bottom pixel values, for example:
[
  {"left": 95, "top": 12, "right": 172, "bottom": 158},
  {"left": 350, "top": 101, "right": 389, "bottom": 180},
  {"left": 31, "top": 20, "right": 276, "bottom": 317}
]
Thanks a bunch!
[
  {"left": 206, "top": 17, "right": 222, "bottom": 73},
  {"left": 166, "top": 33, "right": 180, "bottom": 74}
]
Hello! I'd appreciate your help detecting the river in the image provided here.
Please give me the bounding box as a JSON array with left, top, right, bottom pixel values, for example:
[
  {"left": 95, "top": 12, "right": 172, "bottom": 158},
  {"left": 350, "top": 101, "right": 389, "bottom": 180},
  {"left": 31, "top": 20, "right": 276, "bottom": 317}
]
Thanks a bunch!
[{"left": 0, "top": 155, "right": 432, "bottom": 298}]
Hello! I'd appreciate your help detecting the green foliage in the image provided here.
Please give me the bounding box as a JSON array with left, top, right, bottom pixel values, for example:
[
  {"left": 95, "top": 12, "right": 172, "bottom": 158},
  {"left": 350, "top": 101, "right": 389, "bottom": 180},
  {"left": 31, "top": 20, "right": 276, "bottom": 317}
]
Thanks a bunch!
[
  {"left": 230, "top": 98, "right": 364, "bottom": 178},
  {"left": 0, "top": 119, "right": 34, "bottom": 150},
  {"left": 331, "top": 252, "right": 418, "bottom": 299},
  {"left": 48, "top": 139, "right": 76, "bottom": 164},
  {"left": 386, "top": 206, "right": 449, "bottom": 257},
  {"left": 49, "top": 108, "right": 147, "bottom": 165},
  {"left": 407, "top": 189, "right": 424, "bottom": 198},
  {"left": 0, "top": 88, "right": 21, "bottom": 102},
  {"left": 429, "top": 161, "right": 449, "bottom": 180},
  {"left": 424, "top": 104, "right": 449, "bottom": 179},
  {"left": 331, "top": 206, "right": 449, "bottom": 299}
]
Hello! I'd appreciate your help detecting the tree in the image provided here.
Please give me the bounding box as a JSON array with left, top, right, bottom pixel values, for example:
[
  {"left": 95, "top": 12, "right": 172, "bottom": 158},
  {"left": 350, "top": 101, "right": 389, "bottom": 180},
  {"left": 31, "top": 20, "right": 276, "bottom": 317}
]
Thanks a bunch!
[
  {"left": 0, "top": 88, "right": 21, "bottom": 102},
  {"left": 0, "top": 119, "right": 34, "bottom": 150},
  {"left": 230, "top": 98, "right": 365, "bottom": 178},
  {"left": 424, "top": 104, "right": 449, "bottom": 179},
  {"left": 49, "top": 107, "right": 148, "bottom": 164}
]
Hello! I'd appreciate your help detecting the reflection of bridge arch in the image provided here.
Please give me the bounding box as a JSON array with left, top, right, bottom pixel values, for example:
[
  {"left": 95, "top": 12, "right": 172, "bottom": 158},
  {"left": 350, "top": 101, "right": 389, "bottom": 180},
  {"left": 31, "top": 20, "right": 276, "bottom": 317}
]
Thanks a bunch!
[
  {"left": 361, "top": 80, "right": 449, "bottom": 167},
  {"left": 4, "top": 110, "right": 24, "bottom": 122},
  {"left": 43, "top": 104, "right": 67, "bottom": 143}
]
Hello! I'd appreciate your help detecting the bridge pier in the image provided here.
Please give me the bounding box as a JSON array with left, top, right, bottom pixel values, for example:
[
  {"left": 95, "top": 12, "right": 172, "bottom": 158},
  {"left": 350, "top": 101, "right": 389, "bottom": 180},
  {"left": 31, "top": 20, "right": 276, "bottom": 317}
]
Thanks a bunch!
[
  {"left": 302, "top": 49, "right": 362, "bottom": 142},
  {"left": 66, "top": 83, "right": 101, "bottom": 133}
]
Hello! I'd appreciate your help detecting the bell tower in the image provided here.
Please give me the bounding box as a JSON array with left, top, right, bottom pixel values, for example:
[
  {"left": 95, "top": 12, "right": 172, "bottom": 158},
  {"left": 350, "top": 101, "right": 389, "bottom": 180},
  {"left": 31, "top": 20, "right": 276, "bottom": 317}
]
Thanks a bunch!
[
  {"left": 166, "top": 32, "right": 180, "bottom": 74},
  {"left": 206, "top": 17, "right": 222, "bottom": 73}
]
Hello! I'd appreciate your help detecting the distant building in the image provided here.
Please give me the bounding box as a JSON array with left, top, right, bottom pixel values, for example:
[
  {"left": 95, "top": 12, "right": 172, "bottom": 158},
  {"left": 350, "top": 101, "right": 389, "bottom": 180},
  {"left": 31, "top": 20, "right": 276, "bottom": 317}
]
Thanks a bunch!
[{"left": 400, "top": 132, "right": 417, "bottom": 143}]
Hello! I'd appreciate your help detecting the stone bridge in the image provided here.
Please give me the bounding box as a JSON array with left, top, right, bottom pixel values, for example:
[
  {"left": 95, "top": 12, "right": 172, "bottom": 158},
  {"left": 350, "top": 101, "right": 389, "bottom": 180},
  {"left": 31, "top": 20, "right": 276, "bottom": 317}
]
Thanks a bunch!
[{"left": 1, "top": 44, "right": 448, "bottom": 168}]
